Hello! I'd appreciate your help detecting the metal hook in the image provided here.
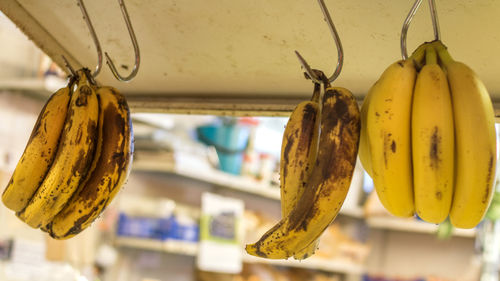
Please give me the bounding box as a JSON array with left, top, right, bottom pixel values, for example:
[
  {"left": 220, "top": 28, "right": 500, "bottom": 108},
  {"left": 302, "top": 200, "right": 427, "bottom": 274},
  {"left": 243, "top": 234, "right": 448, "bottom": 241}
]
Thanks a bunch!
[
  {"left": 76, "top": 0, "right": 103, "bottom": 78},
  {"left": 401, "top": 0, "right": 441, "bottom": 60},
  {"left": 61, "top": 55, "right": 77, "bottom": 78},
  {"left": 295, "top": 0, "right": 343, "bottom": 84},
  {"left": 104, "top": 0, "right": 141, "bottom": 82}
]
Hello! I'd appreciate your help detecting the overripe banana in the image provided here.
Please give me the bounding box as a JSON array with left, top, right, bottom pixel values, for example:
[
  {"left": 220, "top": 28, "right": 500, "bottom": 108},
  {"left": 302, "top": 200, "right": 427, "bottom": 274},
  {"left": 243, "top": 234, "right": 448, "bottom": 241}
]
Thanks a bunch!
[
  {"left": 362, "top": 58, "right": 417, "bottom": 218},
  {"left": 436, "top": 42, "right": 497, "bottom": 229},
  {"left": 17, "top": 70, "right": 99, "bottom": 228},
  {"left": 411, "top": 44, "right": 454, "bottom": 224},
  {"left": 280, "top": 83, "right": 320, "bottom": 260},
  {"left": 2, "top": 84, "right": 72, "bottom": 212},
  {"left": 246, "top": 86, "right": 360, "bottom": 259},
  {"left": 46, "top": 86, "right": 133, "bottom": 239}
]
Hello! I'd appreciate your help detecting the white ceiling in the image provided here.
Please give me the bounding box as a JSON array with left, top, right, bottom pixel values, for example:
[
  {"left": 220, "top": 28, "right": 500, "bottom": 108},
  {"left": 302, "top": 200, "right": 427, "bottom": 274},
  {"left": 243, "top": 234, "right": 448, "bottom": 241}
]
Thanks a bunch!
[{"left": 2, "top": 0, "right": 500, "bottom": 102}]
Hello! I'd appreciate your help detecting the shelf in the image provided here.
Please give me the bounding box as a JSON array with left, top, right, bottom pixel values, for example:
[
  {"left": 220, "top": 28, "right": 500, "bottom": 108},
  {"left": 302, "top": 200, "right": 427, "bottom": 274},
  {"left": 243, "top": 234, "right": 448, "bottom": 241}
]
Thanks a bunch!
[
  {"left": 366, "top": 216, "right": 476, "bottom": 238},
  {"left": 114, "top": 236, "right": 364, "bottom": 275},
  {"left": 132, "top": 158, "right": 364, "bottom": 218},
  {"left": 242, "top": 254, "right": 364, "bottom": 275},
  {"left": 132, "top": 158, "right": 280, "bottom": 199},
  {"left": 115, "top": 237, "right": 198, "bottom": 256}
]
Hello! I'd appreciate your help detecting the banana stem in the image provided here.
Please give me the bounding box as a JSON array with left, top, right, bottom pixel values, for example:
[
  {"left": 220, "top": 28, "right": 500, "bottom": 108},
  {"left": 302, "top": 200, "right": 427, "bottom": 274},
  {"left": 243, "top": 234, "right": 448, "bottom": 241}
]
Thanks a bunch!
[
  {"left": 434, "top": 41, "right": 454, "bottom": 68},
  {"left": 311, "top": 83, "right": 321, "bottom": 102},
  {"left": 425, "top": 45, "right": 438, "bottom": 65},
  {"left": 409, "top": 42, "right": 428, "bottom": 69}
]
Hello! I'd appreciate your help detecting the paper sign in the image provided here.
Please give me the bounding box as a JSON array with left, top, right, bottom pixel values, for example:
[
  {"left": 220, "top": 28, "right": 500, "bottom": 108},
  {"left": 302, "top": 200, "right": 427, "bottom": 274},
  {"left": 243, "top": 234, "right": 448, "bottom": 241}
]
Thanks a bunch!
[{"left": 196, "top": 192, "right": 244, "bottom": 273}]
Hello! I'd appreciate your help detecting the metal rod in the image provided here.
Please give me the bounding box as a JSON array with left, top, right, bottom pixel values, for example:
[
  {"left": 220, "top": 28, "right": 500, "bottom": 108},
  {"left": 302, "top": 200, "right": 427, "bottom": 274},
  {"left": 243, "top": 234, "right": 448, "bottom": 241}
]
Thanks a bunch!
[
  {"left": 104, "top": 0, "right": 141, "bottom": 82},
  {"left": 295, "top": 0, "right": 343, "bottom": 84},
  {"left": 429, "top": 0, "right": 440, "bottom": 41},
  {"left": 401, "top": 0, "right": 441, "bottom": 60},
  {"left": 77, "top": 0, "right": 103, "bottom": 78},
  {"left": 401, "top": 0, "right": 423, "bottom": 60},
  {"left": 61, "top": 55, "right": 77, "bottom": 78}
]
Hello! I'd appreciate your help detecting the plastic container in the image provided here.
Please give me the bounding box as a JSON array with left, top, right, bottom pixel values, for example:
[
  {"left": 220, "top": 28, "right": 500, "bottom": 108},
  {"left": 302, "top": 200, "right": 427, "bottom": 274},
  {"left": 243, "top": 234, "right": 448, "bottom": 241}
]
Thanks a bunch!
[
  {"left": 116, "top": 213, "right": 171, "bottom": 240},
  {"left": 196, "top": 123, "right": 250, "bottom": 175}
]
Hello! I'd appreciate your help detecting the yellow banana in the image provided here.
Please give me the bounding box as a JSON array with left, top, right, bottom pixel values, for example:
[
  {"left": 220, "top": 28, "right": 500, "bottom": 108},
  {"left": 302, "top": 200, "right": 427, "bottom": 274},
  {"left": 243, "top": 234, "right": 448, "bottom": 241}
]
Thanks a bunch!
[
  {"left": 363, "top": 55, "right": 420, "bottom": 218},
  {"left": 17, "top": 70, "right": 99, "bottom": 228},
  {"left": 436, "top": 42, "right": 497, "bottom": 228},
  {"left": 246, "top": 87, "right": 360, "bottom": 259},
  {"left": 46, "top": 86, "right": 133, "bottom": 239},
  {"left": 411, "top": 45, "right": 454, "bottom": 224},
  {"left": 280, "top": 83, "right": 320, "bottom": 260},
  {"left": 2, "top": 85, "right": 72, "bottom": 212}
]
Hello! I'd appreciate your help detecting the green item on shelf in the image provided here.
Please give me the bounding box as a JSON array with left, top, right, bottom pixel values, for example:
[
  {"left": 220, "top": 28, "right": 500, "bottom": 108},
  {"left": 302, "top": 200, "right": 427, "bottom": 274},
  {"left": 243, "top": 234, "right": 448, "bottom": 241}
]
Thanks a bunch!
[{"left": 436, "top": 218, "right": 453, "bottom": 240}]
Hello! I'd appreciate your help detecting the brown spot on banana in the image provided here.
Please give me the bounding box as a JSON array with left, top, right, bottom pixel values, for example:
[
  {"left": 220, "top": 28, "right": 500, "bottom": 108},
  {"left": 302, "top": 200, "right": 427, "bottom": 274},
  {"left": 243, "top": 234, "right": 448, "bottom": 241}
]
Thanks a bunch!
[
  {"left": 429, "top": 127, "right": 440, "bottom": 169},
  {"left": 282, "top": 134, "right": 295, "bottom": 180},
  {"left": 483, "top": 154, "right": 494, "bottom": 204},
  {"left": 76, "top": 86, "right": 91, "bottom": 106},
  {"left": 298, "top": 104, "right": 318, "bottom": 156},
  {"left": 436, "top": 191, "right": 442, "bottom": 200}
]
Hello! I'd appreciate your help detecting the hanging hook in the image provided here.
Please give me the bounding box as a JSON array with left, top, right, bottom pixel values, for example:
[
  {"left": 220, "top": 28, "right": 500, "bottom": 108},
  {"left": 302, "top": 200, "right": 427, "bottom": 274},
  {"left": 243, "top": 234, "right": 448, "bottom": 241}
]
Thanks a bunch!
[
  {"left": 61, "top": 55, "right": 77, "bottom": 78},
  {"left": 401, "top": 0, "right": 441, "bottom": 60},
  {"left": 295, "top": 0, "right": 343, "bottom": 84},
  {"left": 76, "top": 0, "right": 103, "bottom": 78},
  {"left": 104, "top": 0, "right": 141, "bottom": 82}
]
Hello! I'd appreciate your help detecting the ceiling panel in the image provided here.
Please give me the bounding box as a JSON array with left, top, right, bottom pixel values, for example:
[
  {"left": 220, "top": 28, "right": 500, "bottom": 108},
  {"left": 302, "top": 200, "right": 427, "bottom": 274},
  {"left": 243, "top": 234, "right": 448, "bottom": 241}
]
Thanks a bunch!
[{"left": 1, "top": 0, "right": 500, "bottom": 103}]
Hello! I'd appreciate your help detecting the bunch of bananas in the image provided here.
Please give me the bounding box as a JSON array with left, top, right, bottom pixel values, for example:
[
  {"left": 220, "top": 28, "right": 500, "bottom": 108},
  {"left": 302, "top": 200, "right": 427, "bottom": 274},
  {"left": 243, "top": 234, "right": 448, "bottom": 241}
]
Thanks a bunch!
[
  {"left": 2, "top": 68, "right": 134, "bottom": 239},
  {"left": 246, "top": 73, "right": 361, "bottom": 260},
  {"left": 359, "top": 40, "right": 496, "bottom": 228}
]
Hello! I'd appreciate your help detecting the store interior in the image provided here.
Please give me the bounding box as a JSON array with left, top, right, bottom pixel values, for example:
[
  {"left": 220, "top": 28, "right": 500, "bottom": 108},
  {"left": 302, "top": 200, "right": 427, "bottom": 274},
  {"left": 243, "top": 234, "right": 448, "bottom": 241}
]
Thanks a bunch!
[{"left": 0, "top": 1, "right": 500, "bottom": 281}]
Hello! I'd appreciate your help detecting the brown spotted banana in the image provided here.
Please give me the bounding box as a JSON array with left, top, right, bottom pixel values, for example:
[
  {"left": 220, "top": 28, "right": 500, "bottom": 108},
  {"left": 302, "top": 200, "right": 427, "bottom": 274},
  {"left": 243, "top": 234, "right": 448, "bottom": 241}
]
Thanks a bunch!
[
  {"left": 246, "top": 86, "right": 360, "bottom": 259},
  {"left": 46, "top": 86, "right": 133, "bottom": 239},
  {"left": 2, "top": 83, "right": 73, "bottom": 212},
  {"left": 279, "top": 83, "right": 320, "bottom": 260},
  {"left": 17, "top": 70, "right": 99, "bottom": 228}
]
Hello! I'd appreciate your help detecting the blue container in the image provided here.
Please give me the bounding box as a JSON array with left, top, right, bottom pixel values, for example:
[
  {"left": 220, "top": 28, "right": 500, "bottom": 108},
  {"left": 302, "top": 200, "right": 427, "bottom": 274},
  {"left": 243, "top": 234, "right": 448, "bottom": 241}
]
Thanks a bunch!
[
  {"left": 117, "top": 213, "right": 171, "bottom": 240},
  {"left": 167, "top": 215, "right": 199, "bottom": 242},
  {"left": 196, "top": 124, "right": 250, "bottom": 175}
]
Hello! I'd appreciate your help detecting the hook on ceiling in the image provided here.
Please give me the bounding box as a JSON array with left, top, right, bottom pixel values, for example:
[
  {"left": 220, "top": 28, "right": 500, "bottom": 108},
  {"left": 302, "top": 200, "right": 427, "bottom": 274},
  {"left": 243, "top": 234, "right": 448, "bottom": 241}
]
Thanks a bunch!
[
  {"left": 401, "top": 0, "right": 441, "bottom": 60},
  {"left": 295, "top": 0, "right": 344, "bottom": 84},
  {"left": 63, "top": 0, "right": 140, "bottom": 82}
]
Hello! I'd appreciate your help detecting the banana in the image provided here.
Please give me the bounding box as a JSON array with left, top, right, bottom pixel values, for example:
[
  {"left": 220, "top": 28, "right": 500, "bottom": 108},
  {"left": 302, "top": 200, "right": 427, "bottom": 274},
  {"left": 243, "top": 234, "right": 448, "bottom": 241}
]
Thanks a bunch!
[
  {"left": 411, "top": 44, "right": 454, "bottom": 224},
  {"left": 46, "top": 86, "right": 133, "bottom": 239},
  {"left": 436, "top": 42, "right": 497, "bottom": 228},
  {"left": 17, "top": 70, "right": 99, "bottom": 228},
  {"left": 280, "top": 83, "right": 320, "bottom": 260},
  {"left": 2, "top": 84, "right": 72, "bottom": 212},
  {"left": 363, "top": 58, "right": 417, "bottom": 218},
  {"left": 246, "top": 86, "right": 360, "bottom": 259}
]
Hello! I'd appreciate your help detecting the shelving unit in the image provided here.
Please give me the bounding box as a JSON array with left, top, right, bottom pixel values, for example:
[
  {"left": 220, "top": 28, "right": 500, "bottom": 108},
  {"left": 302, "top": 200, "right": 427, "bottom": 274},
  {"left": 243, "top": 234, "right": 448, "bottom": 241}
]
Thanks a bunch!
[
  {"left": 114, "top": 236, "right": 365, "bottom": 275},
  {"left": 132, "top": 157, "right": 365, "bottom": 218},
  {"left": 366, "top": 216, "right": 476, "bottom": 238}
]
